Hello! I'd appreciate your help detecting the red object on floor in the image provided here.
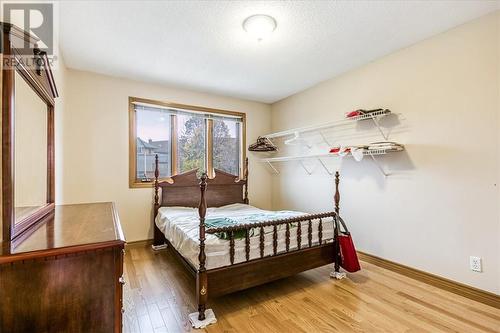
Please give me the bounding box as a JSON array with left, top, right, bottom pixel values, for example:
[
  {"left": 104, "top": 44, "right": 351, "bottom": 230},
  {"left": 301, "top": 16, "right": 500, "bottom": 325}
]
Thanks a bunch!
[{"left": 338, "top": 233, "right": 361, "bottom": 272}]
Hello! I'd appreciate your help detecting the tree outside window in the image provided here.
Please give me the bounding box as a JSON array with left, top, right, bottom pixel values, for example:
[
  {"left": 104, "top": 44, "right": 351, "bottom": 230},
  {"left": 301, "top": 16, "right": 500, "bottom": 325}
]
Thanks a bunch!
[
  {"left": 213, "top": 119, "right": 240, "bottom": 176},
  {"left": 178, "top": 115, "right": 206, "bottom": 174}
]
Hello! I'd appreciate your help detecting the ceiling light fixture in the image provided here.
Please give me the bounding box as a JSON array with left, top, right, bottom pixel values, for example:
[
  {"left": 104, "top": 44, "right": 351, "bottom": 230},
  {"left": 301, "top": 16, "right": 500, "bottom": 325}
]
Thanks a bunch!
[{"left": 242, "top": 14, "right": 277, "bottom": 41}]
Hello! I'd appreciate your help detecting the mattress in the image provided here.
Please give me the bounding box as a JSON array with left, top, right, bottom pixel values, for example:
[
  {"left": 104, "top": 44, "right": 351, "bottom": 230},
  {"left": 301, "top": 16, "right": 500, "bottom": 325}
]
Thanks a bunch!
[{"left": 155, "top": 203, "right": 335, "bottom": 270}]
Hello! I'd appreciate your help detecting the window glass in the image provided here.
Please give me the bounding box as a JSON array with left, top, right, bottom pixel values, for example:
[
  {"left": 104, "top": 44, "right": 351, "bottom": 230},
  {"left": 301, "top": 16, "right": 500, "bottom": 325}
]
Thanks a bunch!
[
  {"left": 136, "top": 109, "right": 171, "bottom": 181},
  {"left": 213, "top": 119, "right": 241, "bottom": 176},
  {"left": 177, "top": 114, "right": 206, "bottom": 174},
  {"left": 131, "top": 99, "right": 244, "bottom": 187}
]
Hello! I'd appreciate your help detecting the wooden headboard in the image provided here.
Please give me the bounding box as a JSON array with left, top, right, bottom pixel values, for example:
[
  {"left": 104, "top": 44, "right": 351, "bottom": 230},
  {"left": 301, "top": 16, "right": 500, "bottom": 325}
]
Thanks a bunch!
[
  {"left": 156, "top": 169, "right": 247, "bottom": 208},
  {"left": 153, "top": 156, "right": 249, "bottom": 210}
]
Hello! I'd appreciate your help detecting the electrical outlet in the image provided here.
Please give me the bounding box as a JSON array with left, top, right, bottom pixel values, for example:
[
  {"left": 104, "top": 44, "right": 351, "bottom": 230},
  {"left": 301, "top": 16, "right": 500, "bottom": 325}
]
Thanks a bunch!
[{"left": 470, "top": 256, "right": 482, "bottom": 272}]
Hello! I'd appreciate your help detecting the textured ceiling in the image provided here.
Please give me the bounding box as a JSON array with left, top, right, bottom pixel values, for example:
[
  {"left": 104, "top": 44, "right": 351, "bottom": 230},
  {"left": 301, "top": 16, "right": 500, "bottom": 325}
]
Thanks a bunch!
[{"left": 60, "top": 1, "right": 499, "bottom": 103}]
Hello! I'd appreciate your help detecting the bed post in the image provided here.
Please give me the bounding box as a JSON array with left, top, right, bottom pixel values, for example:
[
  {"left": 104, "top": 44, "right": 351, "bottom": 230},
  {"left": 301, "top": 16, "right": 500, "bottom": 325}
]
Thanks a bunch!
[
  {"left": 331, "top": 171, "right": 345, "bottom": 279},
  {"left": 154, "top": 155, "right": 160, "bottom": 217},
  {"left": 197, "top": 173, "right": 208, "bottom": 321},
  {"left": 243, "top": 157, "right": 249, "bottom": 204},
  {"left": 334, "top": 171, "right": 340, "bottom": 215},
  {"left": 152, "top": 154, "right": 167, "bottom": 250}
]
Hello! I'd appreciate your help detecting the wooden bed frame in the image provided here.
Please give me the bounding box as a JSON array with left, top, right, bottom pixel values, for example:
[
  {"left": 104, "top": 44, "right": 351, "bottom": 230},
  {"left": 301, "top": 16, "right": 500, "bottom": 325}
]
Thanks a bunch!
[{"left": 152, "top": 156, "right": 342, "bottom": 321}]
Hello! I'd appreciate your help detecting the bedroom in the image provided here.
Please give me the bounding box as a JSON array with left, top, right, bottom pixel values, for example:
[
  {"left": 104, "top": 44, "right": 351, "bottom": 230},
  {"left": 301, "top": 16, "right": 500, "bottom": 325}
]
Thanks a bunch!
[{"left": 0, "top": 0, "right": 499, "bottom": 332}]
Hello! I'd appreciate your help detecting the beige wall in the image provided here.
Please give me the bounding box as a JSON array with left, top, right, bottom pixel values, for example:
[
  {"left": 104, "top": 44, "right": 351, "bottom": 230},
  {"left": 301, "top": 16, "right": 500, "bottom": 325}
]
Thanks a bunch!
[
  {"left": 59, "top": 69, "right": 272, "bottom": 242},
  {"left": 271, "top": 12, "right": 500, "bottom": 294}
]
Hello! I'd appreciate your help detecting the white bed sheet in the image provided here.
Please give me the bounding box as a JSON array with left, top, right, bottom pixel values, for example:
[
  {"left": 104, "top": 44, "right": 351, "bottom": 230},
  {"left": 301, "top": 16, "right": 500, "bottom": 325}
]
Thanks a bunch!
[{"left": 155, "top": 203, "right": 334, "bottom": 270}]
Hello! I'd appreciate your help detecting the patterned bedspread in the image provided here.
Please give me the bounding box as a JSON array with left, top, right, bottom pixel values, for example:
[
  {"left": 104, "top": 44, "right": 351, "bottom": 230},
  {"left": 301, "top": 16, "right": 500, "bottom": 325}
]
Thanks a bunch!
[{"left": 205, "top": 211, "right": 305, "bottom": 239}]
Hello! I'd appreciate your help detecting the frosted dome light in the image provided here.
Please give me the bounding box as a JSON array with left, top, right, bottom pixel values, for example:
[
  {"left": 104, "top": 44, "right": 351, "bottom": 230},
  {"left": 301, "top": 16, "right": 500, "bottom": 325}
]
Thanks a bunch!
[{"left": 243, "top": 14, "right": 277, "bottom": 41}]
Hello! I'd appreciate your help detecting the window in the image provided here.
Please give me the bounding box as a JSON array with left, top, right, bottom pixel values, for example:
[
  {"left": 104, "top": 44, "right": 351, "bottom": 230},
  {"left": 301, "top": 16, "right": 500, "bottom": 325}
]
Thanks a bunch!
[
  {"left": 129, "top": 97, "right": 245, "bottom": 188},
  {"left": 135, "top": 107, "right": 171, "bottom": 180}
]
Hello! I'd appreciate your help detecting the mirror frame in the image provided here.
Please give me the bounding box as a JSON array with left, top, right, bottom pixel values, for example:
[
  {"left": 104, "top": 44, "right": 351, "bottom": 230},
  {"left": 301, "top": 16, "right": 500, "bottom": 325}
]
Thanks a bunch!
[{"left": 1, "top": 23, "right": 58, "bottom": 241}]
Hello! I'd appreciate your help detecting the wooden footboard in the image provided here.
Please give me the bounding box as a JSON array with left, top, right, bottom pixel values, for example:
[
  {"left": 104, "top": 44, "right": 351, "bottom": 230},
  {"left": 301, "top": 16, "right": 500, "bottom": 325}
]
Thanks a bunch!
[
  {"left": 207, "top": 242, "right": 335, "bottom": 297},
  {"left": 196, "top": 172, "right": 342, "bottom": 320}
]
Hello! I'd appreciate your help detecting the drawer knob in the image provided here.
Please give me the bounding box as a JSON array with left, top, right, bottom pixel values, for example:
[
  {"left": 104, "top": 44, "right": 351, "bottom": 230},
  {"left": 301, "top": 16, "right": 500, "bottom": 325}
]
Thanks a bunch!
[{"left": 119, "top": 276, "right": 126, "bottom": 285}]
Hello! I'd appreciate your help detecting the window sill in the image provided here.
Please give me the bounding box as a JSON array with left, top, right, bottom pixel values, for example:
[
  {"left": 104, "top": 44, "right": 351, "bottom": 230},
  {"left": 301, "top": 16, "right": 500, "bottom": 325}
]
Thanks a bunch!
[
  {"left": 129, "top": 177, "right": 174, "bottom": 189},
  {"left": 129, "top": 181, "right": 154, "bottom": 189}
]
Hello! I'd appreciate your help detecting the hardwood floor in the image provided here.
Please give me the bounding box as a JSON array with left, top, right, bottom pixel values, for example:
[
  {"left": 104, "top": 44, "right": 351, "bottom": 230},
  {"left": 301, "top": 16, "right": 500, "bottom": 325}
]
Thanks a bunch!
[{"left": 123, "top": 244, "right": 500, "bottom": 333}]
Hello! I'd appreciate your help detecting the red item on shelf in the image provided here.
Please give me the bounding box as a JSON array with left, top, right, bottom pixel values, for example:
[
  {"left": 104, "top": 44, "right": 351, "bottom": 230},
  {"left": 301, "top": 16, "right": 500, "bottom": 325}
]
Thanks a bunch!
[
  {"left": 330, "top": 147, "right": 351, "bottom": 154},
  {"left": 345, "top": 110, "right": 362, "bottom": 118},
  {"left": 339, "top": 233, "right": 361, "bottom": 272}
]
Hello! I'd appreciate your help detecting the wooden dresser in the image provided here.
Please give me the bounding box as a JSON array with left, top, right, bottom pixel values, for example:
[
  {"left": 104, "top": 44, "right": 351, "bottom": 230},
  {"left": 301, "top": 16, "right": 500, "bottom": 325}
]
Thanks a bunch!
[{"left": 0, "top": 202, "right": 126, "bottom": 333}]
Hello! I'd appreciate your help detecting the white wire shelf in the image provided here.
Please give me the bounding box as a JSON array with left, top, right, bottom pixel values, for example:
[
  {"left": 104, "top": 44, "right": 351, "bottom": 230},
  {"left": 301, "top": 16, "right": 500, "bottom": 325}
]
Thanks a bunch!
[
  {"left": 262, "top": 109, "right": 392, "bottom": 140},
  {"left": 260, "top": 145, "right": 404, "bottom": 177},
  {"left": 260, "top": 148, "right": 400, "bottom": 163}
]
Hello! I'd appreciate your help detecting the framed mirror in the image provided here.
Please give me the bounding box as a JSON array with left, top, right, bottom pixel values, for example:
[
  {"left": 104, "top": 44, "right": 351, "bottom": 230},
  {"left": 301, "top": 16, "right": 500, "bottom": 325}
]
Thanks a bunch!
[
  {"left": 13, "top": 71, "right": 52, "bottom": 232},
  {"left": 1, "top": 23, "right": 58, "bottom": 242}
]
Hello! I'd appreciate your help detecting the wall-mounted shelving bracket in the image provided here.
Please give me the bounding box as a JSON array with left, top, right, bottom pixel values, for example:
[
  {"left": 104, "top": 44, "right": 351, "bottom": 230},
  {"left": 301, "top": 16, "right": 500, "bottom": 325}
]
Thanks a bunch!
[
  {"left": 369, "top": 154, "right": 388, "bottom": 177},
  {"left": 299, "top": 161, "right": 313, "bottom": 175},
  {"left": 317, "top": 158, "right": 334, "bottom": 176},
  {"left": 266, "top": 161, "right": 280, "bottom": 174},
  {"left": 368, "top": 114, "right": 389, "bottom": 140},
  {"left": 319, "top": 131, "right": 332, "bottom": 146}
]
